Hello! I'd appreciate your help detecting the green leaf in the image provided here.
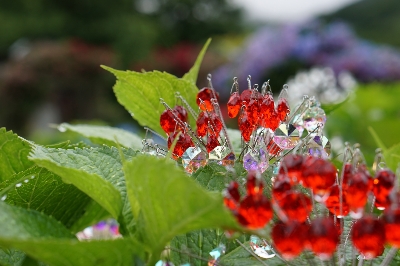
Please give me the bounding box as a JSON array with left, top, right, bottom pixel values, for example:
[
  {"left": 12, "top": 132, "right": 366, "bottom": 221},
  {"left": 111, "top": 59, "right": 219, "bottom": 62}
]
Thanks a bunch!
[
  {"left": 0, "top": 166, "right": 92, "bottom": 229},
  {"left": 123, "top": 155, "right": 241, "bottom": 264},
  {"left": 12, "top": 238, "right": 145, "bottom": 266},
  {"left": 0, "top": 201, "right": 145, "bottom": 266},
  {"left": 170, "top": 229, "right": 244, "bottom": 266},
  {"left": 0, "top": 201, "right": 72, "bottom": 239},
  {"left": 384, "top": 143, "right": 400, "bottom": 171},
  {"left": 29, "top": 145, "right": 138, "bottom": 219},
  {"left": 102, "top": 66, "right": 198, "bottom": 135},
  {"left": 57, "top": 123, "right": 143, "bottom": 150},
  {"left": 0, "top": 128, "right": 33, "bottom": 182},
  {"left": 0, "top": 247, "right": 25, "bottom": 266},
  {"left": 182, "top": 38, "right": 211, "bottom": 84},
  {"left": 368, "top": 126, "right": 387, "bottom": 151}
]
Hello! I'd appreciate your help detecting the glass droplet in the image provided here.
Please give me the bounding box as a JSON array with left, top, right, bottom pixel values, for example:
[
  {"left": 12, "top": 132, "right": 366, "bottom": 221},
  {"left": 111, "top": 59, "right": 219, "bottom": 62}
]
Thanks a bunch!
[
  {"left": 273, "top": 123, "right": 300, "bottom": 149},
  {"left": 243, "top": 148, "right": 268, "bottom": 173},
  {"left": 181, "top": 147, "right": 207, "bottom": 174}
]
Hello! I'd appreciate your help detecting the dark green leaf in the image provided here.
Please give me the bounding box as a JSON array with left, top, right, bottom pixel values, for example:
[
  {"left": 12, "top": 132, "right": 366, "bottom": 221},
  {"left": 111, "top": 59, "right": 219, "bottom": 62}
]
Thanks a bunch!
[
  {"left": 0, "top": 166, "right": 92, "bottom": 230},
  {"left": 0, "top": 128, "right": 33, "bottom": 182},
  {"left": 0, "top": 201, "right": 72, "bottom": 239},
  {"left": 182, "top": 38, "right": 211, "bottom": 84},
  {"left": 29, "top": 145, "right": 138, "bottom": 222},
  {"left": 57, "top": 123, "right": 143, "bottom": 150}
]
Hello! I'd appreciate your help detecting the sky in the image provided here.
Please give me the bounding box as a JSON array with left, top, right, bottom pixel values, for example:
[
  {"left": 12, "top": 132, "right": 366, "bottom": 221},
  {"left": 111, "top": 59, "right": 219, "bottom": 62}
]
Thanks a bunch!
[{"left": 231, "top": 0, "right": 361, "bottom": 22}]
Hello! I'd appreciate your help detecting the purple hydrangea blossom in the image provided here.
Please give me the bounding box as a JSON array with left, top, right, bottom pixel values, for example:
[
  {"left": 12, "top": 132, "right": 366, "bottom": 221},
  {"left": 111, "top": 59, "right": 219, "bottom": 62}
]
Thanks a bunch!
[{"left": 213, "top": 20, "right": 400, "bottom": 96}]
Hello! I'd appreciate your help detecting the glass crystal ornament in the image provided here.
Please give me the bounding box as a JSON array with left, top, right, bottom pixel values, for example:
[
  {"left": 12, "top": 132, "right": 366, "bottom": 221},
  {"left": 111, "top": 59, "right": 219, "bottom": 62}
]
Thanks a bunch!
[
  {"left": 307, "top": 134, "right": 331, "bottom": 158},
  {"left": 302, "top": 99, "right": 327, "bottom": 132},
  {"left": 278, "top": 154, "right": 304, "bottom": 183},
  {"left": 274, "top": 191, "right": 312, "bottom": 223},
  {"left": 209, "top": 244, "right": 226, "bottom": 260},
  {"left": 351, "top": 215, "right": 385, "bottom": 259},
  {"left": 373, "top": 169, "right": 395, "bottom": 210},
  {"left": 249, "top": 235, "right": 276, "bottom": 259},
  {"left": 383, "top": 207, "right": 400, "bottom": 247},
  {"left": 209, "top": 145, "right": 235, "bottom": 166},
  {"left": 243, "top": 148, "right": 268, "bottom": 173},
  {"left": 308, "top": 217, "right": 339, "bottom": 260},
  {"left": 344, "top": 164, "right": 372, "bottom": 218},
  {"left": 196, "top": 87, "right": 219, "bottom": 111},
  {"left": 237, "top": 193, "right": 272, "bottom": 229},
  {"left": 181, "top": 147, "right": 207, "bottom": 174},
  {"left": 167, "top": 132, "right": 194, "bottom": 159},
  {"left": 301, "top": 156, "right": 337, "bottom": 197},
  {"left": 271, "top": 221, "right": 308, "bottom": 260},
  {"left": 223, "top": 181, "right": 240, "bottom": 211},
  {"left": 273, "top": 123, "right": 300, "bottom": 149},
  {"left": 227, "top": 92, "right": 241, "bottom": 118},
  {"left": 325, "top": 184, "right": 349, "bottom": 217}
]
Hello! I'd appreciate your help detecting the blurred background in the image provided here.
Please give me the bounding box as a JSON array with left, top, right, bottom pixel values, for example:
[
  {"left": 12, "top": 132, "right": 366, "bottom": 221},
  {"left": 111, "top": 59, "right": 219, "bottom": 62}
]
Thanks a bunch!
[{"left": 1, "top": 0, "right": 400, "bottom": 163}]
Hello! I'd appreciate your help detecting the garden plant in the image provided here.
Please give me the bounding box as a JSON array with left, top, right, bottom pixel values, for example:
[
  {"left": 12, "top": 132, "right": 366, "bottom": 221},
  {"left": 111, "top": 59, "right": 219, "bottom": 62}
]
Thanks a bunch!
[{"left": 0, "top": 40, "right": 400, "bottom": 266}]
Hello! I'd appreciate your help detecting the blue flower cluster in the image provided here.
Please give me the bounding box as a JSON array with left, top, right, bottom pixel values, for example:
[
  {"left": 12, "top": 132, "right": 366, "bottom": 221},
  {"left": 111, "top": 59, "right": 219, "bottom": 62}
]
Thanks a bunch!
[{"left": 213, "top": 20, "right": 400, "bottom": 97}]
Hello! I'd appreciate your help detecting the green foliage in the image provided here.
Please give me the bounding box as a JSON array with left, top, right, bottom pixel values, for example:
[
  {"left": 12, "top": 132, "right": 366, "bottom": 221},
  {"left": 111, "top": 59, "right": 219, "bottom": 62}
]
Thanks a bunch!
[{"left": 3, "top": 41, "right": 400, "bottom": 266}]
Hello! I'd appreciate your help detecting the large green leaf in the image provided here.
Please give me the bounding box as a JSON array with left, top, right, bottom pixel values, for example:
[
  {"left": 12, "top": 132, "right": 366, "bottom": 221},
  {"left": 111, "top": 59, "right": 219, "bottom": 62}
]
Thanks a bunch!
[
  {"left": 0, "top": 166, "right": 93, "bottom": 230},
  {"left": 0, "top": 128, "right": 33, "bottom": 182},
  {"left": 0, "top": 201, "right": 145, "bottom": 266},
  {"left": 0, "top": 201, "right": 72, "bottom": 240},
  {"left": 102, "top": 66, "right": 198, "bottom": 135},
  {"left": 29, "top": 145, "right": 138, "bottom": 220},
  {"left": 57, "top": 123, "right": 143, "bottom": 150},
  {"left": 182, "top": 39, "right": 211, "bottom": 84},
  {"left": 123, "top": 155, "right": 241, "bottom": 264},
  {"left": 13, "top": 238, "right": 145, "bottom": 266}
]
